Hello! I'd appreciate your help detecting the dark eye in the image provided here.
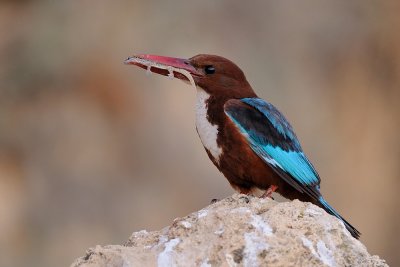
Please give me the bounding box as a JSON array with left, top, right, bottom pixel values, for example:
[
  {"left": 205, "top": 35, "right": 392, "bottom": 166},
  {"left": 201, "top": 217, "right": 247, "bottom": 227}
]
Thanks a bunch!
[{"left": 204, "top": 65, "right": 215, "bottom": 74}]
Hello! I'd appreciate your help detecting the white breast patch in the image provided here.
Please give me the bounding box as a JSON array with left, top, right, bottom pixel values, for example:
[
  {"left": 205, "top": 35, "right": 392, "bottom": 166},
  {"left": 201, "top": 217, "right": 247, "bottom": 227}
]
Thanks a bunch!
[{"left": 195, "top": 88, "right": 223, "bottom": 162}]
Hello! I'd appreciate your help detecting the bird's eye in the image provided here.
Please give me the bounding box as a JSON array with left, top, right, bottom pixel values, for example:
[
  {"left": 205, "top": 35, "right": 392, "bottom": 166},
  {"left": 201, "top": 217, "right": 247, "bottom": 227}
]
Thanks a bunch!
[{"left": 204, "top": 65, "right": 215, "bottom": 74}]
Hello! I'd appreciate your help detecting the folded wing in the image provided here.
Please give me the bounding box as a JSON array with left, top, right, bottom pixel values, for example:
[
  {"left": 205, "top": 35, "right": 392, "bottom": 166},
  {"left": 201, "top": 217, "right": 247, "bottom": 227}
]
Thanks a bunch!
[{"left": 224, "top": 98, "right": 321, "bottom": 200}]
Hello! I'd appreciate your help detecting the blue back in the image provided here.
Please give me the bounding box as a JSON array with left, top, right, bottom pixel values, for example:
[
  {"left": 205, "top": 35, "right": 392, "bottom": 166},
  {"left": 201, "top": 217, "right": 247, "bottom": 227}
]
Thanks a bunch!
[{"left": 225, "top": 98, "right": 320, "bottom": 194}]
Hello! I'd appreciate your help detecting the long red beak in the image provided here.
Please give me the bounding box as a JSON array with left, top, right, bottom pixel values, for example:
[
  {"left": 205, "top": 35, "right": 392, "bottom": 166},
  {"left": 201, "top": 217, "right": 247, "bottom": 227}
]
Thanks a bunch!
[{"left": 124, "top": 54, "right": 201, "bottom": 81}]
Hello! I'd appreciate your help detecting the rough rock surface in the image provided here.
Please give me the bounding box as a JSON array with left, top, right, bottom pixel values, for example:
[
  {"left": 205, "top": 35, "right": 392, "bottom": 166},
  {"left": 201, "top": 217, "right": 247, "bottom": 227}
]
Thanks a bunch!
[{"left": 72, "top": 194, "right": 387, "bottom": 267}]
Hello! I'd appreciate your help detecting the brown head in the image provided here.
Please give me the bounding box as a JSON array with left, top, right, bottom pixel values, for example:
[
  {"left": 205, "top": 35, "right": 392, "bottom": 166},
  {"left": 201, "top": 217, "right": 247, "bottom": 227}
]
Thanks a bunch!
[{"left": 125, "top": 54, "right": 257, "bottom": 99}]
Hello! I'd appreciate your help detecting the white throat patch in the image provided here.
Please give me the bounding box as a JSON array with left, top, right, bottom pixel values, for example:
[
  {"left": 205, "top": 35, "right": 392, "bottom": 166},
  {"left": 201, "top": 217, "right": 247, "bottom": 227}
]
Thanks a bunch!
[{"left": 195, "top": 88, "right": 223, "bottom": 162}]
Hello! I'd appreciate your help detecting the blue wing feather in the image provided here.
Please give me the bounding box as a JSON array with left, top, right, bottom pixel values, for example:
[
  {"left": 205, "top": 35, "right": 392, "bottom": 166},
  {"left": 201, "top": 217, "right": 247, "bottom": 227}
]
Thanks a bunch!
[
  {"left": 242, "top": 98, "right": 298, "bottom": 142},
  {"left": 224, "top": 98, "right": 320, "bottom": 193}
]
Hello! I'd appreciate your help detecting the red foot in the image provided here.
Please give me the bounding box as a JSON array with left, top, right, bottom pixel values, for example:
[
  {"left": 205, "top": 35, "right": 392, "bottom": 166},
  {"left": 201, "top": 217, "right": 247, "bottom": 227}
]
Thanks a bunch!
[{"left": 261, "top": 185, "right": 278, "bottom": 199}]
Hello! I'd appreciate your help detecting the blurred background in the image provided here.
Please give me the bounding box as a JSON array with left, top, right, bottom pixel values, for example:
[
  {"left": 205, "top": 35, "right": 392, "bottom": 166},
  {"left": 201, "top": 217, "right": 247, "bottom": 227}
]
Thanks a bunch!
[{"left": 0, "top": 1, "right": 399, "bottom": 266}]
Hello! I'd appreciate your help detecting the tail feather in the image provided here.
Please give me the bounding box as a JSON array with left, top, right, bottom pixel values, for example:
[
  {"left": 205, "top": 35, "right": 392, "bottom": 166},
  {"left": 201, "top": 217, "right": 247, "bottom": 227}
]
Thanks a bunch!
[{"left": 318, "top": 196, "right": 361, "bottom": 239}]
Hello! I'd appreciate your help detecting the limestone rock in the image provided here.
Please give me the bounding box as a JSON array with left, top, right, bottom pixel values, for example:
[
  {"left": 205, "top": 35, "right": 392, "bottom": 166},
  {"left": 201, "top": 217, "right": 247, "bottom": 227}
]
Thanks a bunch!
[{"left": 71, "top": 194, "right": 387, "bottom": 267}]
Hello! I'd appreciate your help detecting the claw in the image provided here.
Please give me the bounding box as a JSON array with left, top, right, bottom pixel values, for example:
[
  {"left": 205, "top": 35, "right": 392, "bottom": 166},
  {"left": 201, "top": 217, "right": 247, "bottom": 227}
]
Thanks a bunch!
[{"left": 261, "top": 185, "right": 278, "bottom": 199}]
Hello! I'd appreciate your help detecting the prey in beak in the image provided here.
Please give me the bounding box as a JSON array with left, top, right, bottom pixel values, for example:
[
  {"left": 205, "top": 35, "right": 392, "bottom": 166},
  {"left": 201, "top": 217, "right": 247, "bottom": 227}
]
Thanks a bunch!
[{"left": 124, "top": 54, "right": 201, "bottom": 87}]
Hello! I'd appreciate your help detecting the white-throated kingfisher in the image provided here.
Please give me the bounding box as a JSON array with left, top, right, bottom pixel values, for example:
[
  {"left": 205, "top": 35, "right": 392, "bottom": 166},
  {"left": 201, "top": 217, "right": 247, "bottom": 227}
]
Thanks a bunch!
[{"left": 125, "top": 54, "right": 360, "bottom": 238}]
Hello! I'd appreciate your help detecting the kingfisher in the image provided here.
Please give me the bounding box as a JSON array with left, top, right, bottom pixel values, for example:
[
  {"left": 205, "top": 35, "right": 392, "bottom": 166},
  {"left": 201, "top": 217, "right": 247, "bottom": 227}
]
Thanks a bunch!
[{"left": 125, "top": 54, "right": 360, "bottom": 238}]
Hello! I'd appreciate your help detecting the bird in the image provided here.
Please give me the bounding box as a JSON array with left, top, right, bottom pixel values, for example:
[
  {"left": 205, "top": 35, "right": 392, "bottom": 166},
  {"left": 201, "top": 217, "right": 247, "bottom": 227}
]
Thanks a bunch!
[{"left": 125, "top": 54, "right": 360, "bottom": 239}]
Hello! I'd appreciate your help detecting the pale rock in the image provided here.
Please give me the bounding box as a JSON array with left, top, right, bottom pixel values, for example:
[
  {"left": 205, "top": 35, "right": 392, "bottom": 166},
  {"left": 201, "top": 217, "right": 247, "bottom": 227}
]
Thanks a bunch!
[{"left": 71, "top": 194, "right": 387, "bottom": 267}]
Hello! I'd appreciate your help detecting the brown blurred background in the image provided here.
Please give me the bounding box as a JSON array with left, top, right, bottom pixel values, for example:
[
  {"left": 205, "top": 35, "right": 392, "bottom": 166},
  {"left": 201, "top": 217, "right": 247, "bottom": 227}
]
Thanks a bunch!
[{"left": 0, "top": 1, "right": 399, "bottom": 266}]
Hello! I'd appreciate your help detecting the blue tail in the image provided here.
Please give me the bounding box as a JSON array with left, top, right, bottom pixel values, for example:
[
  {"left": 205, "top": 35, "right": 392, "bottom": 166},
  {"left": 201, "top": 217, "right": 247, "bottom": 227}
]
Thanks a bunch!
[{"left": 318, "top": 196, "right": 360, "bottom": 239}]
